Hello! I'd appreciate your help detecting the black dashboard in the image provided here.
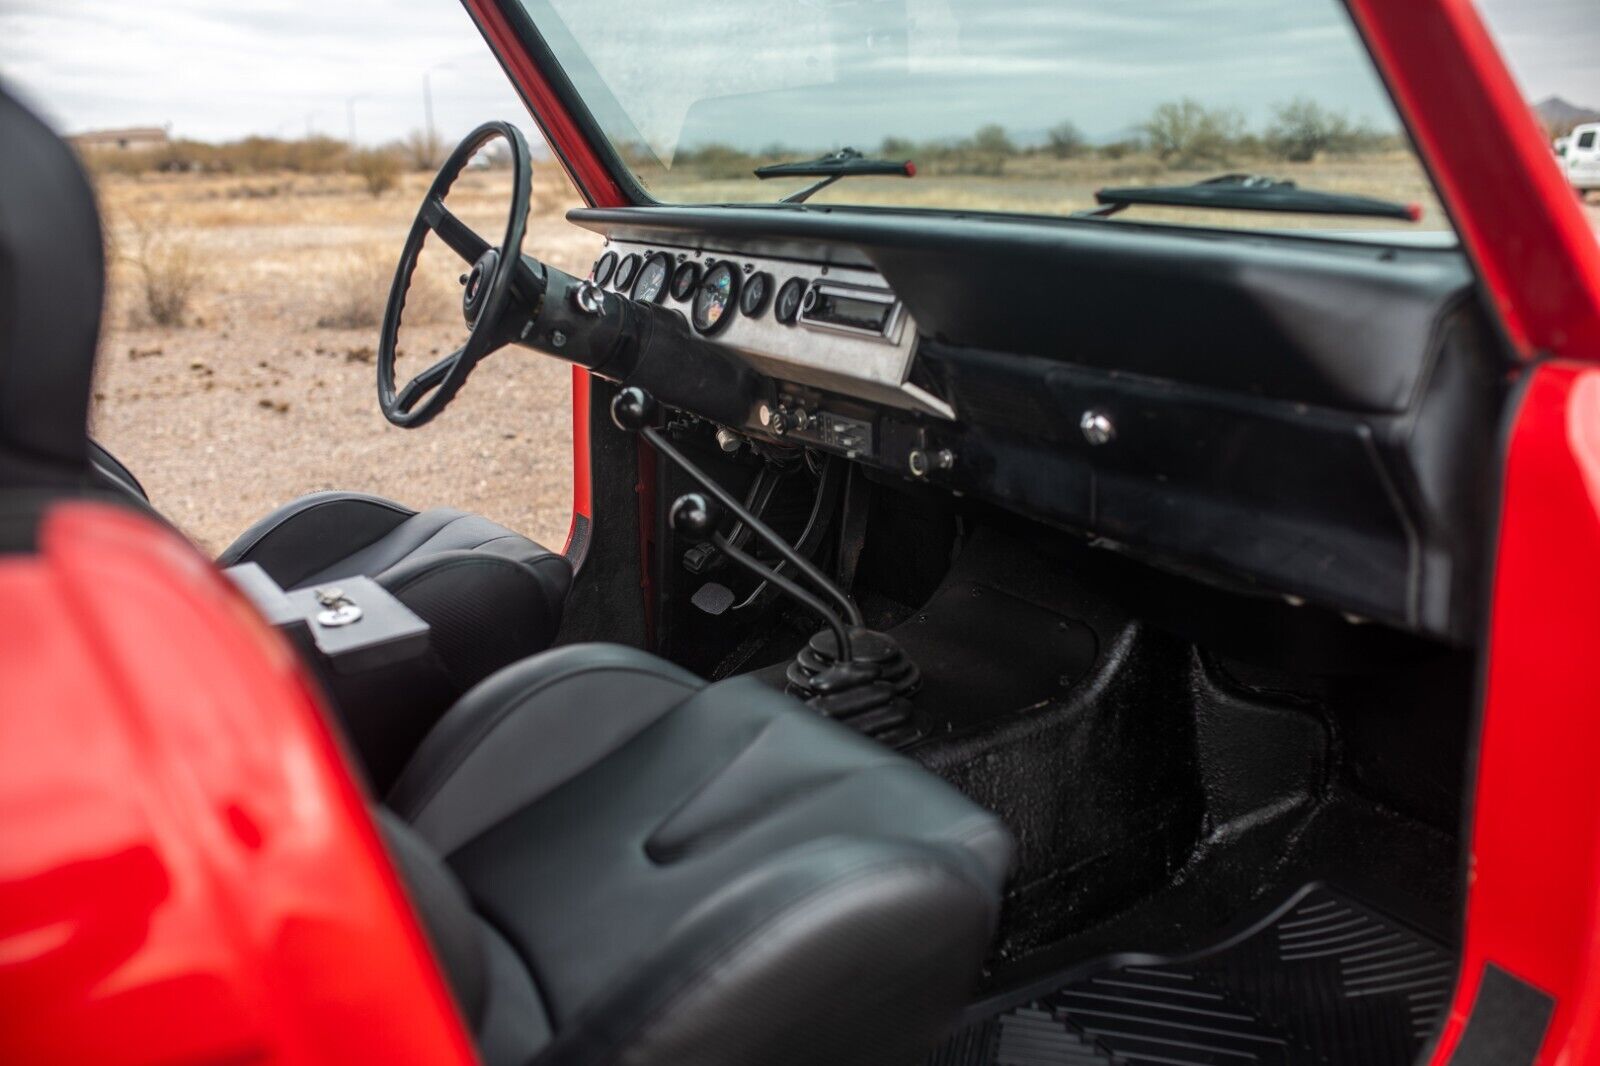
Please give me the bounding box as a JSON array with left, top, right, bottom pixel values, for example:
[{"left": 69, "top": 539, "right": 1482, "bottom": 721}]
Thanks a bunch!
[{"left": 571, "top": 206, "right": 1504, "bottom": 644}]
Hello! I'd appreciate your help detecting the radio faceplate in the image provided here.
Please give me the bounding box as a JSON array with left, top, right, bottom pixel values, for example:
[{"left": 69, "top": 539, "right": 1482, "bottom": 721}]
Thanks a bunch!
[{"left": 799, "top": 281, "right": 905, "bottom": 341}]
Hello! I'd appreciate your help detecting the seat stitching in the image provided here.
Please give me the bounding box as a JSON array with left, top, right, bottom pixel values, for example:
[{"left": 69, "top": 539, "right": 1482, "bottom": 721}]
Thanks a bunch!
[{"left": 396, "top": 663, "right": 699, "bottom": 826}]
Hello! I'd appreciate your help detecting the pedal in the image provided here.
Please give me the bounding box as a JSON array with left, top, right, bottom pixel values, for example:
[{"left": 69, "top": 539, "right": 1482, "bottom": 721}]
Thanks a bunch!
[{"left": 691, "top": 582, "right": 736, "bottom": 616}]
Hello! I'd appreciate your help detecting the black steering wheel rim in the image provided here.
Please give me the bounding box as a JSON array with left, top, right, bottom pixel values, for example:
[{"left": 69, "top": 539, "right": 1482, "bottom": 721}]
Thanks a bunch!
[{"left": 377, "top": 121, "right": 531, "bottom": 428}]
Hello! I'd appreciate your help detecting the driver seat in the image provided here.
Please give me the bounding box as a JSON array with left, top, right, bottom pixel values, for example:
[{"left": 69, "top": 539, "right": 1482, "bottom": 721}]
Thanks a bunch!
[{"left": 86, "top": 442, "right": 572, "bottom": 787}]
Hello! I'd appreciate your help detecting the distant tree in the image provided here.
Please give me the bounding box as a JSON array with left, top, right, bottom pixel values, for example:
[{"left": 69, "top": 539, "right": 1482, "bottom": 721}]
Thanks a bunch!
[
  {"left": 1045, "top": 120, "right": 1087, "bottom": 160},
  {"left": 1142, "top": 99, "right": 1244, "bottom": 168},
  {"left": 971, "top": 124, "right": 1015, "bottom": 156},
  {"left": 1264, "top": 97, "right": 1363, "bottom": 162},
  {"left": 351, "top": 148, "right": 401, "bottom": 197}
]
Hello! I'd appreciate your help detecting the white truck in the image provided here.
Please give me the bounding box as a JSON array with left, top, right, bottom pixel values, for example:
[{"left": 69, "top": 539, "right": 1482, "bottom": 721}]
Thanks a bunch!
[{"left": 1560, "top": 123, "right": 1600, "bottom": 195}]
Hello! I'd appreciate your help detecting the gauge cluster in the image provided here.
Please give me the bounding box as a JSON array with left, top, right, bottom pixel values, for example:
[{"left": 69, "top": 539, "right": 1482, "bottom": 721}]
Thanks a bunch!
[{"left": 587, "top": 240, "right": 947, "bottom": 418}]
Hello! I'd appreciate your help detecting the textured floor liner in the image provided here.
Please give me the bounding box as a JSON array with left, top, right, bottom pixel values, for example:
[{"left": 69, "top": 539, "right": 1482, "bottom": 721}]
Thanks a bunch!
[{"left": 930, "top": 883, "right": 1455, "bottom": 1065}]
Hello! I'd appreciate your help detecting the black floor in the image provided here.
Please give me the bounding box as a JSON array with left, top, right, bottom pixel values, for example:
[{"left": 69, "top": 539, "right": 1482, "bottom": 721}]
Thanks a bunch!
[{"left": 929, "top": 881, "right": 1455, "bottom": 1066}]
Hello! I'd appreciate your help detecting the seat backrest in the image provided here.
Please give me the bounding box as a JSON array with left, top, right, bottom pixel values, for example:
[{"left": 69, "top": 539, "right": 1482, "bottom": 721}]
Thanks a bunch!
[{"left": 0, "top": 87, "right": 103, "bottom": 490}]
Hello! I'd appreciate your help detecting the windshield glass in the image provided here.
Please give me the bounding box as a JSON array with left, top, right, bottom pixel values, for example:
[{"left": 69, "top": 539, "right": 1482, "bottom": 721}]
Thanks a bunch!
[{"left": 514, "top": 0, "right": 1451, "bottom": 238}]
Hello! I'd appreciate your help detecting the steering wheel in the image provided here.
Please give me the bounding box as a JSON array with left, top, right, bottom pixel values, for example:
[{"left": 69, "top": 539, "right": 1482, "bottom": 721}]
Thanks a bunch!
[{"left": 378, "top": 121, "right": 531, "bottom": 428}]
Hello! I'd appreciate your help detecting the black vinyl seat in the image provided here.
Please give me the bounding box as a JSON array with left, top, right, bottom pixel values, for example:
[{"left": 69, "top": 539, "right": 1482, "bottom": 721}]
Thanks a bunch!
[
  {"left": 87, "top": 440, "right": 574, "bottom": 786},
  {"left": 214, "top": 488, "right": 572, "bottom": 689},
  {"left": 380, "top": 644, "right": 1013, "bottom": 1066},
  {"left": 90, "top": 443, "right": 571, "bottom": 663}
]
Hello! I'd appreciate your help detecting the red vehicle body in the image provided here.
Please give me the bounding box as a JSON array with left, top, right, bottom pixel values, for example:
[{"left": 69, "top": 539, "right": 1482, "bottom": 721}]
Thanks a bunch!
[{"left": 3, "top": 0, "right": 1599, "bottom": 1063}]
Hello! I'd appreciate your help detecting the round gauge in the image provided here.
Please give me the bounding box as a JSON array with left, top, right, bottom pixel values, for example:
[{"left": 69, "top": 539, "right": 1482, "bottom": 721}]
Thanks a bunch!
[
  {"left": 670, "top": 260, "right": 700, "bottom": 301},
  {"left": 692, "top": 262, "right": 741, "bottom": 335},
  {"left": 740, "top": 271, "right": 773, "bottom": 318},
  {"left": 632, "top": 252, "right": 671, "bottom": 303},
  {"left": 613, "top": 253, "right": 641, "bottom": 291},
  {"left": 775, "top": 277, "right": 808, "bottom": 325},
  {"left": 592, "top": 250, "right": 617, "bottom": 288}
]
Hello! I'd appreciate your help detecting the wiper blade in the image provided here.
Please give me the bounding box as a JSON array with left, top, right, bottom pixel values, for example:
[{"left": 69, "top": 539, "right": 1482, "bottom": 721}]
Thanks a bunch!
[
  {"left": 1085, "top": 173, "right": 1421, "bottom": 222},
  {"left": 754, "top": 147, "right": 915, "bottom": 204}
]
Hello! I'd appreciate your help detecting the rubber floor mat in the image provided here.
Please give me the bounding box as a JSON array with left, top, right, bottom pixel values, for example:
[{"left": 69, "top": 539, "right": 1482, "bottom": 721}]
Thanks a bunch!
[{"left": 929, "top": 883, "right": 1455, "bottom": 1065}]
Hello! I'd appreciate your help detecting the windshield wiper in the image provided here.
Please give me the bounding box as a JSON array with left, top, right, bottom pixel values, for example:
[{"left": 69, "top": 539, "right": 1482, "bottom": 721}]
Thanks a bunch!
[
  {"left": 754, "top": 147, "right": 915, "bottom": 204},
  {"left": 1081, "top": 173, "right": 1421, "bottom": 222}
]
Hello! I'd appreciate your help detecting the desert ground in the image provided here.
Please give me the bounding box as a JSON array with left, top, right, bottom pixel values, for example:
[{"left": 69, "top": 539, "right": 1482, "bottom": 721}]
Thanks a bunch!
[
  {"left": 93, "top": 166, "right": 602, "bottom": 554},
  {"left": 88, "top": 164, "right": 1600, "bottom": 558}
]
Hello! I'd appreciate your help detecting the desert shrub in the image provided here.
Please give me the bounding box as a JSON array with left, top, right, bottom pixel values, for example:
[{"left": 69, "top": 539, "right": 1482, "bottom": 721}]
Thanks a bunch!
[
  {"left": 1264, "top": 98, "right": 1375, "bottom": 162},
  {"left": 120, "top": 213, "right": 204, "bottom": 327},
  {"left": 1046, "top": 121, "right": 1088, "bottom": 160},
  {"left": 674, "top": 142, "right": 760, "bottom": 180},
  {"left": 404, "top": 128, "right": 447, "bottom": 171},
  {"left": 351, "top": 148, "right": 402, "bottom": 197},
  {"left": 1142, "top": 99, "right": 1244, "bottom": 168},
  {"left": 1098, "top": 139, "right": 1141, "bottom": 161},
  {"left": 316, "top": 247, "right": 454, "bottom": 330}
]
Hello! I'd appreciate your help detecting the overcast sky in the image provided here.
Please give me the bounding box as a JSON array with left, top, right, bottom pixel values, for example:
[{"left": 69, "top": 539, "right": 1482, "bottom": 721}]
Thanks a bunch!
[{"left": 0, "top": 0, "right": 1594, "bottom": 153}]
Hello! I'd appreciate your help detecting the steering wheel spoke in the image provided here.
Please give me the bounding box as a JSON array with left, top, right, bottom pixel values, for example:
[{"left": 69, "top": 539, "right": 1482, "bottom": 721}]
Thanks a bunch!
[
  {"left": 394, "top": 347, "right": 464, "bottom": 414},
  {"left": 422, "top": 197, "right": 491, "bottom": 264}
]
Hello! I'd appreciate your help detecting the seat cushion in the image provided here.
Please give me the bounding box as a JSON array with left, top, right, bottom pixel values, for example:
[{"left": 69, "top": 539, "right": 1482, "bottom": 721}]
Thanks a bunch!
[{"left": 387, "top": 644, "right": 1013, "bottom": 1066}]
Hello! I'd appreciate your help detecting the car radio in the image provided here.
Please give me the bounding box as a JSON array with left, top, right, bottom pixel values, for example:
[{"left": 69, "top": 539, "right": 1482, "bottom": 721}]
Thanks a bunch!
[{"left": 799, "top": 281, "right": 903, "bottom": 340}]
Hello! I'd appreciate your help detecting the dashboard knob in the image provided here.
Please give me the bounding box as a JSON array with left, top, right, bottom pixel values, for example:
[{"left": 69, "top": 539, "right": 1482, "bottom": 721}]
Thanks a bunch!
[
  {"left": 670, "top": 492, "right": 721, "bottom": 537},
  {"left": 611, "top": 386, "right": 658, "bottom": 432},
  {"left": 1080, "top": 409, "right": 1116, "bottom": 446},
  {"left": 770, "top": 410, "right": 790, "bottom": 436}
]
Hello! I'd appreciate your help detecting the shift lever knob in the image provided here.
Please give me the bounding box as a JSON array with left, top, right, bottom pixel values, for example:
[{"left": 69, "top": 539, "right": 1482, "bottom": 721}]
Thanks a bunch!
[
  {"left": 670, "top": 492, "right": 721, "bottom": 537},
  {"left": 610, "top": 386, "right": 658, "bottom": 431}
]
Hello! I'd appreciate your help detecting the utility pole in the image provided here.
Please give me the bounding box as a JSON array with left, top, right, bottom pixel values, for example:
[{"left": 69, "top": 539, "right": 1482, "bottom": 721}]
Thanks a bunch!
[
  {"left": 424, "top": 71, "right": 437, "bottom": 161},
  {"left": 346, "top": 94, "right": 368, "bottom": 148}
]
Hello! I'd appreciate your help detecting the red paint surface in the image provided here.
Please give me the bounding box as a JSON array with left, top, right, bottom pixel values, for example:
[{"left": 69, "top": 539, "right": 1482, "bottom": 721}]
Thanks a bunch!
[
  {"left": 1345, "top": 0, "right": 1600, "bottom": 361},
  {"left": 563, "top": 364, "right": 592, "bottom": 557},
  {"left": 0, "top": 503, "right": 476, "bottom": 1065},
  {"left": 1424, "top": 365, "right": 1600, "bottom": 1064},
  {"left": 462, "top": 0, "right": 623, "bottom": 207}
]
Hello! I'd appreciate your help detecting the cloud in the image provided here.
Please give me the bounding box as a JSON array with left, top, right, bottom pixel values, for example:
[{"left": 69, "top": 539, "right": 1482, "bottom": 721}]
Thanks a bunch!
[
  {"left": 0, "top": 0, "right": 525, "bottom": 144},
  {"left": 0, "top": 0, "right": 1592, "bottom": 159}
]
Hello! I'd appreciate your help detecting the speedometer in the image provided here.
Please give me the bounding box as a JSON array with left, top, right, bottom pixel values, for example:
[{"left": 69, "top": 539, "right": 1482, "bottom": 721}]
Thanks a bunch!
[
  {"left": 633, "top": 252, "right": 671, "bottom": 303},
  {"left": 692, "top": 262, "right": 740, "bottom": 335}
]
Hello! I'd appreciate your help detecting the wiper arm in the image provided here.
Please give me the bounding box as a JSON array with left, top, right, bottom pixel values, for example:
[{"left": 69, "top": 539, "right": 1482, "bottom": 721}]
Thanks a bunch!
[
  {"left": 754, "top": 147, "right": 915, "bottom": 204},
  {"left": 1082, "top": 173, "right": 1421, "bottom": 222}
]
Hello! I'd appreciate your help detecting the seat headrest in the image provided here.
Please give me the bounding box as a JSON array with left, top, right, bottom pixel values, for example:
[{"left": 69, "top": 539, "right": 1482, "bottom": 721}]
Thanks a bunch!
[{"left": 0, "top": 85, "right": 104, "bottom": 489}]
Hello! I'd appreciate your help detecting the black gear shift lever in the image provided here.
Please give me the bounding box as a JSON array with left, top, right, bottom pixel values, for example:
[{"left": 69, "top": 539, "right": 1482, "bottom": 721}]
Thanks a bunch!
[{"left": 614, "top": 387, "right": 922, "bottom": 746}]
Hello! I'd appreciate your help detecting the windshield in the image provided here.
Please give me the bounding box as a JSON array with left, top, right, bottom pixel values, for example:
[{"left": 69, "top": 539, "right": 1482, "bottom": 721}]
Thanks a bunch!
[{"left": 513, "top": 0, "right": 1452, "bottom": 237}]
